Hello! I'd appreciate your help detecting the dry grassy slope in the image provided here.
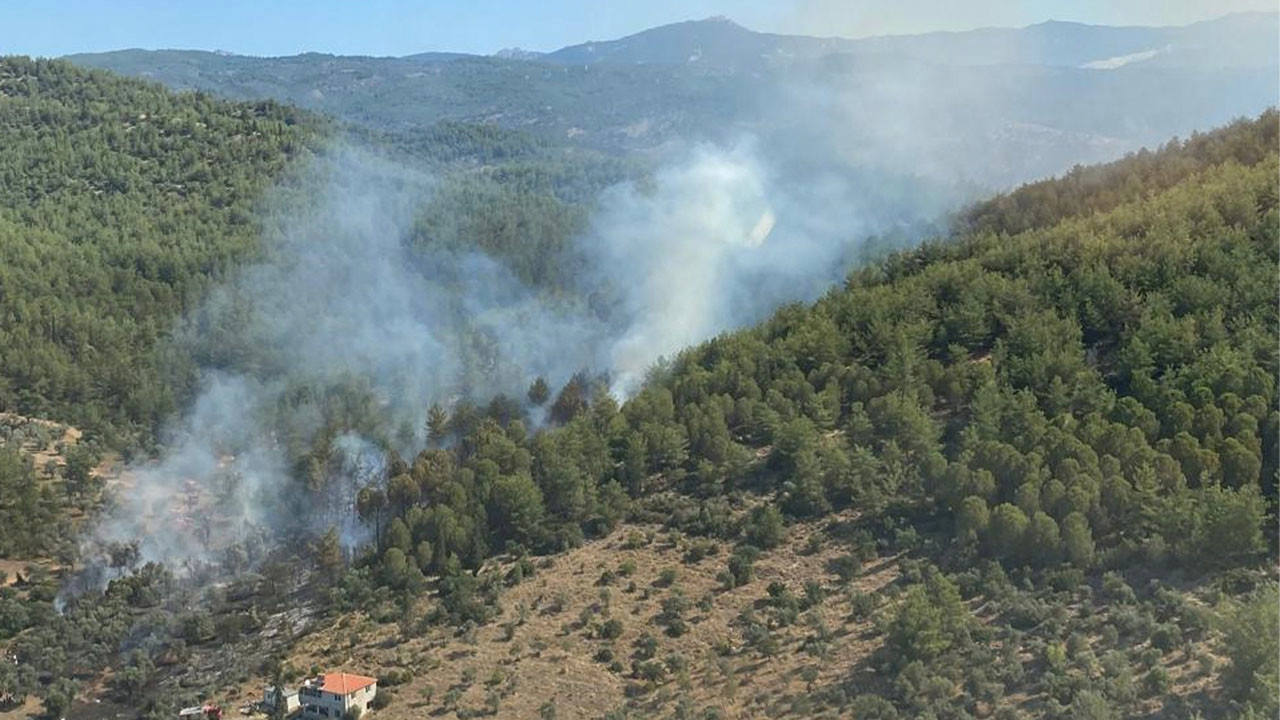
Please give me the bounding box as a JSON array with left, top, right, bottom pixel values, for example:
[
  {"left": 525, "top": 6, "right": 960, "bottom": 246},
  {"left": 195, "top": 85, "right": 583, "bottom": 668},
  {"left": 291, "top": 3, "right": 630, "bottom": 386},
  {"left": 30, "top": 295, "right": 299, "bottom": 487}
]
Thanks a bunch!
[
  {"left": 0, "top": 414, "right": 93, "bottom": 719},
  {"left": 0, "top": 412, "right": 111, "bottom": 585},
  {"left": 0, "top": 412, "right": 121, "bottom": 492},
  {"left": 0, "top": 409, "right": 1234, "bottom": 719},
  {"left": 215, "top": 509, "right": 1242, "bottom": 720},
  {"left": 229, "top": 510, "right": 897, "bottom": 719},
  {"left": 0, "top": 412, "right": 122, "bottom": 550},
  {"left": 0, "top": 412, "right": 82, "bottom": 474}
]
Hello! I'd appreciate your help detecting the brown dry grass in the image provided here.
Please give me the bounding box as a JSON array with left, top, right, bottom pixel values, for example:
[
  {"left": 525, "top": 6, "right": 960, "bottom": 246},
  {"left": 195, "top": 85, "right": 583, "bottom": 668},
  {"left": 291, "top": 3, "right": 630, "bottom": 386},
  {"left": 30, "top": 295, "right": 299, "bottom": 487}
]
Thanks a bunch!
[
  {"left": 0, "top": 560, "right": 33, "bottom": 588},
  {"left": 224, "top": 510, "right": 898, "bottom": 719},
  {"left": 0, "top": 412, "right": 78, "bottom": 472}
]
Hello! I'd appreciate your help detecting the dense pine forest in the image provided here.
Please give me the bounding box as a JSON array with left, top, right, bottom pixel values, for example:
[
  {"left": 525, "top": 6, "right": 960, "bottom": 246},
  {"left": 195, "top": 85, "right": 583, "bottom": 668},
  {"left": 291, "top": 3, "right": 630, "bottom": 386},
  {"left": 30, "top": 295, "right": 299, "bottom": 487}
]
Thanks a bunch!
[
  {"left": 0, "top": 58, "right": 322, "bottom": 441},
  {"left": 0, "top": 56, "right": 1274, "bottom": 720},
  {"left": 0, "top": 58, "right": 630, "bottom": 447}
]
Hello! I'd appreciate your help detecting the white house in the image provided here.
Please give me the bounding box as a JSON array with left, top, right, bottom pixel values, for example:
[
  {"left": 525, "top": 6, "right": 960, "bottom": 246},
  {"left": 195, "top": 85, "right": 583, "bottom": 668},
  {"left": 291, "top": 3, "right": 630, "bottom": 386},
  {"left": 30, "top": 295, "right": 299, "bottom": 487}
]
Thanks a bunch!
[
  {"left": 263, "top": 685, "right": 301, "bottom": 714},
  {"left": 297, "top": 673, "right": 378, "bottom": 718}
]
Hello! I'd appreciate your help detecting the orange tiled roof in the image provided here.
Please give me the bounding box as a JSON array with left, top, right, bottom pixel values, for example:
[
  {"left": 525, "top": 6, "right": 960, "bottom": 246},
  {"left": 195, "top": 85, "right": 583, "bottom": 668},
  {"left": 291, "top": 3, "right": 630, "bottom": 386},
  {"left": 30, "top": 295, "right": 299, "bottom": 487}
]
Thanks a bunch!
[{"left": 320, "top": 672, "right": 377, "bottom": 695}]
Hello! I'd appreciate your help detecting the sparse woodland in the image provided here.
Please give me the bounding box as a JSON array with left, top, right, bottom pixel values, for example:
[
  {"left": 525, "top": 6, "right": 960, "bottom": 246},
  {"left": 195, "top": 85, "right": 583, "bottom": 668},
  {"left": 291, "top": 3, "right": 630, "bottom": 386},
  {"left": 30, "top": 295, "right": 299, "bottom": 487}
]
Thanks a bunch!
[{"left": 0, "top": 58, "right": 1275, "bottom": 720}]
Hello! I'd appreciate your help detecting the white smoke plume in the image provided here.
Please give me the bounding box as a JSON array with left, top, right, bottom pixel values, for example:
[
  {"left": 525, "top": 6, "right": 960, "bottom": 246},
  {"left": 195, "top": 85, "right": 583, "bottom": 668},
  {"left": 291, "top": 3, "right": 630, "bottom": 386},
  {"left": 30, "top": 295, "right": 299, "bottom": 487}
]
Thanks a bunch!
[
  {"left": 589, "top": 140, "right": 841, "bottom": 394},
  {"left": 77, "top": 45, "right": 1210, "bottom": 590},
  {"left": 69, "top": 119, "right": 989, "bottom": 593},
  {"left": 70, "top": 145, "right": 613, "bottom": 593}
]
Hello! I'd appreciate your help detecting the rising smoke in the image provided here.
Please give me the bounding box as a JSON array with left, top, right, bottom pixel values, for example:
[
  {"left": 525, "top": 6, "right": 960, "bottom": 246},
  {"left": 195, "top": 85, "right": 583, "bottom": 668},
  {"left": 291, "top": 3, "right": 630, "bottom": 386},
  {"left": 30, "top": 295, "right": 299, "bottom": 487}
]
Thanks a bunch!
[
  {"left": 71, "top": 145, "right": 616, "bottom": 592},
  {"left": 585, "top": 137, "right": 908, "bottom": 396},
  {"left": 73, "top": 129, "right": 934, "bottom": 592},
  {"left": 70, "top": 59, "right": 1122, "bottom": 593}
]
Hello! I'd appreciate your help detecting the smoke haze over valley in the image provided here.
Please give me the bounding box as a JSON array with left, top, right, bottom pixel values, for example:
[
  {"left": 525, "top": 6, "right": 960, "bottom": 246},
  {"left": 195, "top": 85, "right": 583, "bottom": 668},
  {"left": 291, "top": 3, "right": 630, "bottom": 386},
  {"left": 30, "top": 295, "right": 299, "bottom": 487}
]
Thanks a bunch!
[
  {"left": 0, "top": 5, "right": 1276, "bottom": 719},
  {"left": 63, "top": 6, "right": 1280, "bottom": 592},
  {"left": 73, "top": 131, "right": 944, "bottom": 577}
]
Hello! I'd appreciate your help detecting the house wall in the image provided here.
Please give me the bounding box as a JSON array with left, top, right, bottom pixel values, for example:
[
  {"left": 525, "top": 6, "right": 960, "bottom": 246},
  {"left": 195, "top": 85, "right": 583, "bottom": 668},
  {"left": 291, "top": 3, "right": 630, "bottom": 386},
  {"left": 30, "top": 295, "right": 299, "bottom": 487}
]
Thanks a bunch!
[
  {"left": 299, "top": 683, "right": 377, "bottom": 718},
  {"left": 299, "top": 687, "right": 345, "bottom": 718},
  {"left": 263, "top": 688, "right": 300, "bottom": 714},
  {"left": 348, "top": 683, "right": 377, "bottom": 714}
]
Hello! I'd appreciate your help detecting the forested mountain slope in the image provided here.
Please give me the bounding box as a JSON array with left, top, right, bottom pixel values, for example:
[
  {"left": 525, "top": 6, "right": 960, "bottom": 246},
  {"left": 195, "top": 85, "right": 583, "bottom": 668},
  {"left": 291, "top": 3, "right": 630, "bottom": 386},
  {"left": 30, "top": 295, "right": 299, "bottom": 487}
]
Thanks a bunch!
[
  {"left": 0, "top": 57, "right": 320, "bottom": 442},
  {"left": 0, "top": 55, "right": 1273, "bottom": 719},
  {"left": 66, "top": 48, "right": 754, "bottom": 154},
  {"left": 287, "top": 110, "right": 1277, "bottom": 719},
  {"left": 0, "top": 58, "right": 630, "bottom": 447},
  {"left": 136, "top": 111, "right": 1277, "bottom": 720}
]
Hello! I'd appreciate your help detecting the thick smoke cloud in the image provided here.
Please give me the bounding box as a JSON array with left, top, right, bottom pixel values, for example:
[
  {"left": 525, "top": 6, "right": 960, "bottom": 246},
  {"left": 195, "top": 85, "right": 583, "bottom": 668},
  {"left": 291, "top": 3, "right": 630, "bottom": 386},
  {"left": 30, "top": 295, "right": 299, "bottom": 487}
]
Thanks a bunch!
[
  {"left": 587, "top": 138, "right": 905, "bottom": 396},
  {"left": 73, "top": 128, "right": 928, "bottom": 590},
  {"left": 588, "top": 141, "right": 777, "bottom": 395},
  {"left": 72, "top": 146, "right": 613, "bottom": 590},
  {"left": 72, "top": 114, "right": 985, "bottom": 593},
  {"left": 208, "top": 148, "right": 605, "bottom": 421}
]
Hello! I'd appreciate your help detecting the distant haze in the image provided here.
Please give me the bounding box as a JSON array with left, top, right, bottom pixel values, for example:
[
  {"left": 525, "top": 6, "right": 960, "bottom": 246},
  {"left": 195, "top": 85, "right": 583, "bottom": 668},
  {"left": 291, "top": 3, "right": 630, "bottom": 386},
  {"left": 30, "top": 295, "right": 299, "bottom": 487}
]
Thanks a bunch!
[
  {"left": 0, "top": 0, "right": 1272, "bottom": 57},
  {"left": 775, "top": 0, "right": 1279, "bottom": 41}
]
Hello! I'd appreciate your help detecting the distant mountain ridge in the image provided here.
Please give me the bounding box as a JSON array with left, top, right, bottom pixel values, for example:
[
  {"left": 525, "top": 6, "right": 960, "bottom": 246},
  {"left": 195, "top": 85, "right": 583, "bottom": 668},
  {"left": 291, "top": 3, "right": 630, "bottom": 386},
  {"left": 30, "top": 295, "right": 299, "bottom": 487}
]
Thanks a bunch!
[
  {"left": 493, "top": 47, "right": 545, "bottom": 61},
  {"left": 540, "top": 12, "right": 1278, "bottom": 70},
  {"left": 62, "top": 12, "right": 1279, "bottom": 187},
  {"left": 542, "top": 15, "right": 855, "bottom": 69},
  {"left": 68, "top": 12, "right": 1280, "bottom": 74}
]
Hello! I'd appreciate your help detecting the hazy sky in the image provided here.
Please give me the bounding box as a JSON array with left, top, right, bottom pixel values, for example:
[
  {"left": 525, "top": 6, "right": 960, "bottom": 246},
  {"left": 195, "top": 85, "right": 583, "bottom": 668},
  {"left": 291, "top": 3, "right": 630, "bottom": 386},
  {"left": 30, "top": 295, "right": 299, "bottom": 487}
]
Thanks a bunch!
[{"left": 1, "top": 0, "right": 1272, "bottom": 57}]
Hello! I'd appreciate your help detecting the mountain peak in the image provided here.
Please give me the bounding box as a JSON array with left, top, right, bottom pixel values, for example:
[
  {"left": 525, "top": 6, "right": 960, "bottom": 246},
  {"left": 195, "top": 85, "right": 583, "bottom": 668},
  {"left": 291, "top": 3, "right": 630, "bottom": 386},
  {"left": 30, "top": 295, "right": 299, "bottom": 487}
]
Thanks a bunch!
[
  {"left": 493, "top": 47, "right": 544, "bottom": 61},
  {"left": 545, "top": 15, "right": 794, "bottom": 67}
]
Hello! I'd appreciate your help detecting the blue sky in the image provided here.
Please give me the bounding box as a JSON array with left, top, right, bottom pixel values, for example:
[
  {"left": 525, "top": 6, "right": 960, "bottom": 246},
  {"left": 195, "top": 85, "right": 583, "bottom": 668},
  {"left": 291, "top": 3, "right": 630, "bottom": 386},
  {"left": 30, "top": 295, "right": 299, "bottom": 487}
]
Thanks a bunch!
[{"left": 0, "top": 0, "right": 1271, "bottom": 57}]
